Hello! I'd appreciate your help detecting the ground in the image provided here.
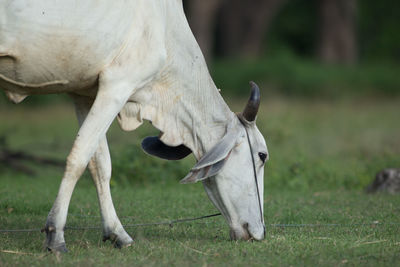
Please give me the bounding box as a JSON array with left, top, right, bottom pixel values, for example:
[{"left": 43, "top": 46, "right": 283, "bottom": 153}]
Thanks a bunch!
[{"left": 0, "top": 96, "right": 399, "bottom": 266}]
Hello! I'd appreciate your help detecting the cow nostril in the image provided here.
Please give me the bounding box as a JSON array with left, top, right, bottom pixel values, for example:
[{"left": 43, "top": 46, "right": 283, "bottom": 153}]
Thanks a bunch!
[
  {"left": 230, "top": 223, "right": 251, "bottom": 241},
  {"left": 242, "top": 223, "right": 251, "bottom": 240}
]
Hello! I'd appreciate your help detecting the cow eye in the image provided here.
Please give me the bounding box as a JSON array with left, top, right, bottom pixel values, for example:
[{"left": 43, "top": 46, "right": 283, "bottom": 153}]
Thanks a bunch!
[{"left": 258, "top": 152, "right": 267, "bottom": 163}]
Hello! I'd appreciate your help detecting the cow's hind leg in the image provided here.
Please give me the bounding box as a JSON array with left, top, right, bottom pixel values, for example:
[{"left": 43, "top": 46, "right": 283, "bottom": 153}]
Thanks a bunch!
[
  {"left": 89, "top": 137, "right": 133, "bottom": 248},
  {"left": 44, "top": 80, "right": 134, "bottom": 252},
  {"left": 89, "top": 138, "right": 133, "bottom": 247},
  {"left": 73, "top": 95, "right": 133, "bottom": 248}
]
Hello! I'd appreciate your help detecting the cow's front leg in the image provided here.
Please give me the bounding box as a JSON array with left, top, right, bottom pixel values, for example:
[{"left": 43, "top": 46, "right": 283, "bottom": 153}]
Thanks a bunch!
[
  {"left": 44, "top": 81, "right": 133, "bottom": 252},
  {"left": 72, "top": 95, "right": 133, "bottom": 248}
]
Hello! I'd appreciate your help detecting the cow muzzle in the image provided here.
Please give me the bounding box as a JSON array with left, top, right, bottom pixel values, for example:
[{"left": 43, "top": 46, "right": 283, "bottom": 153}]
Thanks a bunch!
[{"left": 229, "top": 222, "right": 265, "bottom": 241}]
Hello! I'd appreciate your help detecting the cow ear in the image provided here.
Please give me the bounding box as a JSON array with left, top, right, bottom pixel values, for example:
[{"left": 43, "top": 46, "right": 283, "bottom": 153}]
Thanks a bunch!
[
  {"left": 180, "top": 130, "right": 238, "bottom": 184},
  {"left": 141, "top": 136, "right": 192, "bottom": 160}
]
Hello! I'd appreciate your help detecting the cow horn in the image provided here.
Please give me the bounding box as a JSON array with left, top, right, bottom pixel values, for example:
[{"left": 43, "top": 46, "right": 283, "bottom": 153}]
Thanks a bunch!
[{"left": 242, "top": 81, "right": 260, "bottom": 122}]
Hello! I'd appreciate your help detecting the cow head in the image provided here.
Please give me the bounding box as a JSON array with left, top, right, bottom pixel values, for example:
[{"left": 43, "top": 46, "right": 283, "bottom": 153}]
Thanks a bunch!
[{"left": 142, "top": 82, "right": 268, "bottom": 241}]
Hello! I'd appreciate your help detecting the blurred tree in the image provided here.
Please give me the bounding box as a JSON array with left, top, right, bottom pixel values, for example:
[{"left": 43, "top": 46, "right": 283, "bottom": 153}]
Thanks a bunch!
[
  {"left": 185, "top": 0, "right": 287, "bottom": 60},
  {"left": 266, "top": 0, "right": 318, "bottom": 57},
  {"left": 186, "top": 0, "right": 224, "bottom": 62},
  {"left": 358, "top": 0, "right": 400, "bottom": 63},
  {"left": 317, "top": 0, "right": 357, "bottom": 65},
  {"left": 219, "top": 0, "right": 287, "bottom": 58}
]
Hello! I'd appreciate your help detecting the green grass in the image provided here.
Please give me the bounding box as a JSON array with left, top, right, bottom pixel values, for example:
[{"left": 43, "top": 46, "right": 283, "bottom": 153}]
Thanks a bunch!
[
  {"left": 1, "top": 181, "right": 399, "bottom": 266},
  {"left": 0, "top": 96, "right": 400, "bottom": 266}
]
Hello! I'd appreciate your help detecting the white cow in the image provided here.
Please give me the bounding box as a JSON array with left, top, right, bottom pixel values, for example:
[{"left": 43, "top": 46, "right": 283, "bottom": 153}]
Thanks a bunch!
[{"left": 0, "top": 0, "right": 269, "bottom": 252}]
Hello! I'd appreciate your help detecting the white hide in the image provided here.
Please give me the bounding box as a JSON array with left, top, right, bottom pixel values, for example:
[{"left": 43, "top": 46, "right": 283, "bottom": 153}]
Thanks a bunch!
[
  {"left": 203, "top": 122, "right": 268, "bottom": 240},
  {"left": 0, "top": 0, "right": 268, "bottom": 250}
]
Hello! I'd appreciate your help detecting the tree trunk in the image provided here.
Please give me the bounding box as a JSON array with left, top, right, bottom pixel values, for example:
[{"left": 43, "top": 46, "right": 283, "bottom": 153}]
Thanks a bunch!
[
  {"left": 219, "top": 0, "right": 287, "bottom": 58},
  {"left": 186, "top": 0, "right": 224, "bottom": 62},
  {"left": 241, "top": 0, "right": 287, "bottom": 57},
  {"left": 317, "top": 0, "right": 357, "bottom": 65},
  {"left": 218, "top": 0, "right": 244, "bottom": 57}
]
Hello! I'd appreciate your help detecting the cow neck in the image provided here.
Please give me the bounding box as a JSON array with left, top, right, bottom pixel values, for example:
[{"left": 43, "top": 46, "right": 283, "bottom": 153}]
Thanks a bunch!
[
  {"left": 143, "top": 66, "right": 235, "bottom": 161},
  {"left": 139, "top": 2, "right": 235, "bottom": 160}
]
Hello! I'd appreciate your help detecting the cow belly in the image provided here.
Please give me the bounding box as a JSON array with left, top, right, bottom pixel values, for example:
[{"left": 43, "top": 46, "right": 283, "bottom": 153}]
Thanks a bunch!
[
  {"left": 0, "top": 50, "right": 100, "bottom": 96},
  {"left": 0, "top": 0, "right": 137, "bottom": 96}
]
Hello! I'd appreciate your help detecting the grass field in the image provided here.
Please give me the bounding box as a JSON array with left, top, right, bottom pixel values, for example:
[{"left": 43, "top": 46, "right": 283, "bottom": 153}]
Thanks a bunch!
[{"left": 0, "top": 96, "right": 399, "bottom": 266}]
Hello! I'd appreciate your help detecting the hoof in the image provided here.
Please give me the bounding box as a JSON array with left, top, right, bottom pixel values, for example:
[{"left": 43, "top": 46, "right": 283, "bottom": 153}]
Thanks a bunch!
[
  {"left": 42, "top": 225, "right": 67, "bottom": 253},
  {"left": 103, "top": 233, "right": 133, "bottom": 249}
]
